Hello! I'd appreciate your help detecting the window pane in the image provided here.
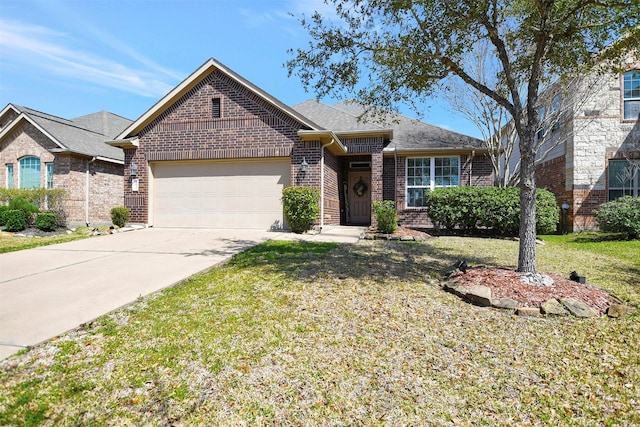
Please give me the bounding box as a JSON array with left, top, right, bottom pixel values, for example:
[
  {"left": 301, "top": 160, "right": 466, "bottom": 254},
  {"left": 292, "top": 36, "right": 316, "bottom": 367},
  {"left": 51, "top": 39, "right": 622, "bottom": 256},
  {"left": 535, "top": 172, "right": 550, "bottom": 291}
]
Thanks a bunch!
[
  {"left": 6, "top": 164, "right": 13, "bottom": 189},
  {"left": 608, "top": 189, "right": 625, "bottom": 201},
  {"left": 624, "top": 71, "right": 640, "bottom": 98},
  {"left": 609, "top": 160, "right": 633, "bottom": 188},
  {"left": 407, "top": 188, "right": 426, "bottom": 208},
  {"left": 624, "top": 100, "right": 640, "bottom": 120},
  {"left": 19, "top": 156, "right": 40, "bottom": 189},
  {"left": 434, "top": 157, "right": 459, "bottom": 188},
  {"left": 46, "top": 163, "right": 54, "bottom": 189}
]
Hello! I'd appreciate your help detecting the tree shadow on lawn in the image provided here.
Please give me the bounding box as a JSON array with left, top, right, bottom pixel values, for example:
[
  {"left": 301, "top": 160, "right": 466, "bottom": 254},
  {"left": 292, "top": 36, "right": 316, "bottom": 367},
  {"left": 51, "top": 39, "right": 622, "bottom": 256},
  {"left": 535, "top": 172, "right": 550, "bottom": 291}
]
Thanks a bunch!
[{"left": 229, "top": 239, "right": 509, "bottom": 285}]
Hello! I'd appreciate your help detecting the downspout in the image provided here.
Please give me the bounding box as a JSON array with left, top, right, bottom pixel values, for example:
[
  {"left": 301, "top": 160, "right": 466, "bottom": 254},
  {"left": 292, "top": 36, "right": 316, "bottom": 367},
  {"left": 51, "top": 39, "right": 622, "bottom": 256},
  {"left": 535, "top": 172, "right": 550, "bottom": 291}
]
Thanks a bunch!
[
  {"left": 86, "top": 157, "right": 97, "bottom": 226},
  {"left": 393, "top": 147, "right": 398, "bottom": 202},
  {"left": 470, "top": 150, "right": 475, "bottom": 186},
  {"left": 320, "top": 138, "right": 336, "bottom": 231}
]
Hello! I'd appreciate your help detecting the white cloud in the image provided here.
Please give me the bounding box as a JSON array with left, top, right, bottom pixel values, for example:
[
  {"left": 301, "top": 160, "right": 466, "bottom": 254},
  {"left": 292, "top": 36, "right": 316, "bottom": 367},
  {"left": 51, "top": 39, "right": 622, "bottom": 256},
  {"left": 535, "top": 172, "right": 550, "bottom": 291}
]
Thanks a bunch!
[{"left": 0, "top": 19, "right": 176, "bottom": 98}]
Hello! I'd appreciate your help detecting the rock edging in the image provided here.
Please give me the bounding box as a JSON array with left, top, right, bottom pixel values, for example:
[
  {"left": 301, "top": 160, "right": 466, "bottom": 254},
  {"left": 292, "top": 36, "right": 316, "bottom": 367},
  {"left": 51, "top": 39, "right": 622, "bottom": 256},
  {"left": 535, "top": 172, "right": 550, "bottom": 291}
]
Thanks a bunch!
[{"left": 443, "top": 281, "right": 634, "bottom": 319}]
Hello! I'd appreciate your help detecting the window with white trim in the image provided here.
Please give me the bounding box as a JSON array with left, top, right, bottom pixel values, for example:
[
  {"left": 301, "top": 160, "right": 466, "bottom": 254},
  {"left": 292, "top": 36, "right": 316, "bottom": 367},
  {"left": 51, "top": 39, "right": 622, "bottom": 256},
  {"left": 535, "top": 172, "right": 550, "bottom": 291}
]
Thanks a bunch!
[
  {"left": 623, "top": 70, "right": 640, "bottom": 120},
  {"left": 46, "top": 162, "right": 54, "bottom": 189},
  {"left": 6, "top": 164, "right": 13, "bottom": 189},
  {"left": 19, "top": 156, "right": 41, "bottom": 189},
  {"left": 406, "top": 156, "right": 460, "bottom": 207},
  {"left": 609, "top": 159, "right": 639, "bottom": 200}
]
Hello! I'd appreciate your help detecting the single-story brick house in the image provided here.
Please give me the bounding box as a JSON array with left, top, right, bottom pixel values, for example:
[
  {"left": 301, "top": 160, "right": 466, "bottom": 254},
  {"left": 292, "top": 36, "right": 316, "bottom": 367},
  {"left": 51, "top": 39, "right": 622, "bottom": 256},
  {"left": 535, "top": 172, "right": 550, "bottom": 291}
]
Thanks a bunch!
[
  {"left": 110, "top": 58, "right": 493, "bottom": 230},
  {"left": 0, "top": 104, "right": 131, "bottom": 225}
]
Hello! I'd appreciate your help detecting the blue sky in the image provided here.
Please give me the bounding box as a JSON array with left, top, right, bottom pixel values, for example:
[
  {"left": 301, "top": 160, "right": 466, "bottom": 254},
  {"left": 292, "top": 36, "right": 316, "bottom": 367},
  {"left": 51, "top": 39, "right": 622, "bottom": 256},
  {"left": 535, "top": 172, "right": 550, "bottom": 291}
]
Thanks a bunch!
[{"left": 0, "top": 0, "right": 480, "bottom": 137}]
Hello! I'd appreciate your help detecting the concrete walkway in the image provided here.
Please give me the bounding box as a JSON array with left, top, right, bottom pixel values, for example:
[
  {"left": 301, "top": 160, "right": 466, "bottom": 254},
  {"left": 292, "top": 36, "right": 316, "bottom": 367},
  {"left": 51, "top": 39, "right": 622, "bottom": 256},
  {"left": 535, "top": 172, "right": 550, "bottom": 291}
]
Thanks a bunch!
[{"left": 0, "top": 226, "right": 362, "bottom": 360}]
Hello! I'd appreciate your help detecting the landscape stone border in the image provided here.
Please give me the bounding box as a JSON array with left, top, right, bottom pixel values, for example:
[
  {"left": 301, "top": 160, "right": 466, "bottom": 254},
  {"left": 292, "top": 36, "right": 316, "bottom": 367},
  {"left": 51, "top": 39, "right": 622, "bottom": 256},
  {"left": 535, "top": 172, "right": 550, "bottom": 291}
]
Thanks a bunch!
[
  {"left": 361, "top": 232, "right": 430, "bottom": 242},
  {"left": 443, "top": 278, "right": 634, "bottom": 319}
]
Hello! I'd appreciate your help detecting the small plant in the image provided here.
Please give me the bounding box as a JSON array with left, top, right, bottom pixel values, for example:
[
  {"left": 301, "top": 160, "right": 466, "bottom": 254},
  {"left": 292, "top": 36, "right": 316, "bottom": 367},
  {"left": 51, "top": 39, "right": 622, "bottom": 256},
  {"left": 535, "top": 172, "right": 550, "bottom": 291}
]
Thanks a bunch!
[
  {"left": 281, "top": 186, "right": 320, "bottom": 233},
  {"left": 3, "top": 209, "right": 27, "bottom": 232},
  {"left": 110, "top": 206, "right": 130, "bottom": 228},
  {"left": 594, "top": 196, "right": 640, "bottom": 239},
  {"left": 372, "top": 200, "right": 398, "bottom": 233},
  {"left": 35, "top": 212, "right": 58, "bottom": 232}
]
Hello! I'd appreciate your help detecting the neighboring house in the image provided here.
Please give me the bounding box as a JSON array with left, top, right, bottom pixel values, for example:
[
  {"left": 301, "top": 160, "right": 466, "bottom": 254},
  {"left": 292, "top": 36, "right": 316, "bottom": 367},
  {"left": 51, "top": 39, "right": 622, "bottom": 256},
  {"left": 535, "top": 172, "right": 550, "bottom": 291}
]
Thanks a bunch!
[
  {"left": 0, "top": 104, "right": 131, "bottom": 225},
  {"left": 513, "top": 60, "right": 640, "bottom": 231},
  {"left": 109, "top": 58, "right": 493, "bottom": 230}
]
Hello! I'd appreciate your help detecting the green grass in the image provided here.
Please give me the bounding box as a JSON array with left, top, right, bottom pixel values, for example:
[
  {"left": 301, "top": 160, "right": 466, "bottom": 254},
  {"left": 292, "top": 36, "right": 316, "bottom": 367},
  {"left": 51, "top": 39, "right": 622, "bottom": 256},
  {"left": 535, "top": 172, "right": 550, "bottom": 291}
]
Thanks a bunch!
[
  {"left": 0, "top": 227, "right": 100, "bottom": 253},
  {"left": 1, "top": 237, "right": 638, "bottom": 426}
]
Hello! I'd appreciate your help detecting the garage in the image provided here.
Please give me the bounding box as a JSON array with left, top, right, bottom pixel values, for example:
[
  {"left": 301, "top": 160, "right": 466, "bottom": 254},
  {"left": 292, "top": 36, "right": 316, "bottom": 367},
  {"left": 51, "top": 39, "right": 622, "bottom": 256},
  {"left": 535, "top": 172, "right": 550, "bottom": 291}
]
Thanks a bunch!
[{"left": 151, "top": 159, "right": 290, "bottom": 229}]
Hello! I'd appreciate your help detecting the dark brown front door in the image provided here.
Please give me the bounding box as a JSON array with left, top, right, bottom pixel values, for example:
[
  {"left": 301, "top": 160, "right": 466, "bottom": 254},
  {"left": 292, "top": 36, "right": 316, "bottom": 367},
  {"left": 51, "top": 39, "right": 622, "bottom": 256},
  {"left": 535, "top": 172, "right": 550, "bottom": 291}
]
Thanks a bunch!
[{"left": 348, "top": 171, "right": 371, "bottom": 225}]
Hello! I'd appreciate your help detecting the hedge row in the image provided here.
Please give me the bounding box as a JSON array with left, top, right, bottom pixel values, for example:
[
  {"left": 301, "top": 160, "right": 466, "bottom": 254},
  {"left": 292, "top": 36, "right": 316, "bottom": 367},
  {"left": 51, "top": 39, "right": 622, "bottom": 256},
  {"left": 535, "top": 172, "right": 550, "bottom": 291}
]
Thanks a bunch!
[
  {"left": 0, "top": 188, "right": 67, "bottom": 227},
  {"left": 422, "top": 186, "right": 559, "bottom": 235}
]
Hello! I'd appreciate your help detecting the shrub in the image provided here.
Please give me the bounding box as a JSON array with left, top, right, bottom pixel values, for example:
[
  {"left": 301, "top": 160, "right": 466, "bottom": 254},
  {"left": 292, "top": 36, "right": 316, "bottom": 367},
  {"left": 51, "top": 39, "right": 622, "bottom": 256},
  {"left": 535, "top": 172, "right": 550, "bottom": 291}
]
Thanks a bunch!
[
  {"left": 0, "top": 205, "right": 9, "bottom": 226},
  {"left": 0, "top": 189, "right": 67, "bottom": 226},
  {"left": 35, "top": 212, "right": 58, "bottom": 232},
  {"left": 535, "top": 189, "right": 560, "bottom": 234},
  {"left": 8, "top": 197, "right": 40, "bottom": 225},
  {"left": 594, "top": 196, "right": 640, "bottom": 239},
  {"left": 423, "top": 187, "right": 559, "bottom": 236},
  {"left": 110, "top": 206, "right": 130, "bottom": 228},
  {"left": 281, "top": 186, "right": 320, "bottom": 233},
  {"left": 3, "top": 210, "right": 27, "bottom": 232},
  {"left": 372, "top": 200, "right": 398, "bottom": 234}
]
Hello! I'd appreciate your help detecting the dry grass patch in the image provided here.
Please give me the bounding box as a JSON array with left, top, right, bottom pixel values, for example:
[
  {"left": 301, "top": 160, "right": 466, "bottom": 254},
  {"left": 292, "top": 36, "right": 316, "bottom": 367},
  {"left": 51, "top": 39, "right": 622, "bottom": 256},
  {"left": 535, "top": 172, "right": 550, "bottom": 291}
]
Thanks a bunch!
[{"left": 1, "top": 238, "right": 638, "bottom": 426}]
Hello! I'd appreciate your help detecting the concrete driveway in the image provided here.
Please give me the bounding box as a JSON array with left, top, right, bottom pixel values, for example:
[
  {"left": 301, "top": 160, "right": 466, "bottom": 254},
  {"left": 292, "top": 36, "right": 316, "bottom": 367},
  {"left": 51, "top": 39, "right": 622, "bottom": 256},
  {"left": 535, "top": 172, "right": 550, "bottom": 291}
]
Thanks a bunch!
[
  {"left": 0, "top": 228, "right": 277, "bottom": 360},
  {"left": 0, "top": 226, "right": 362, "bottom": 360}
]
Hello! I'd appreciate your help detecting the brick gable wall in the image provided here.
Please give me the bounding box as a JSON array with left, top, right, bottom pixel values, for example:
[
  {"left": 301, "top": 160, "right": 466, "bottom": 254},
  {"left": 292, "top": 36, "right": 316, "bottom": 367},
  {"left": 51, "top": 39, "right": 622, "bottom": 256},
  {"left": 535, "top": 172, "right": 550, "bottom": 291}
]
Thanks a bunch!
[{"left": 126, "top": 70, "right": 304, "bottom": 223}]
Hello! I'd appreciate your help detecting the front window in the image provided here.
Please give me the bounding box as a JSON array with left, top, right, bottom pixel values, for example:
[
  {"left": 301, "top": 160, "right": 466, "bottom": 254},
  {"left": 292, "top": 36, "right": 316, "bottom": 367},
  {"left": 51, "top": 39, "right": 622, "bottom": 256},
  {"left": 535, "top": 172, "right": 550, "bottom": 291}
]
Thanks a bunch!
[
  {"left": 46, "top": 162, "right": 54, "bottom": 189},
  {"left": 19, "top": 156, "right": 41, "bottom": 189},
  {"left": 6, "top": 164, "right": 13, "bottom": 189},
  {"left": 608, "top": 159, "right": 639, "bottom": 200},
  {"left": 623, "top": 70, "right": 640, "bottom": 120},
  {"left": 407, "top": 156, "right": 460, "bottom": 207}
]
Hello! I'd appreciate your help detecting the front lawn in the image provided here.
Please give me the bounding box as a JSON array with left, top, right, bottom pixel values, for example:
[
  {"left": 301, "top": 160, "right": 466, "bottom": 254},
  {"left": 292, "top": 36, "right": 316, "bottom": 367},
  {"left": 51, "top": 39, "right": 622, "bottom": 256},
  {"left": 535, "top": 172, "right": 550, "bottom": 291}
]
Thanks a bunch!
[
  {"left": 0, "top": 227, "right": 100, "bottom": 254},
  {"left": 1, "top": 237, "right": 638, "bottom": 426}
]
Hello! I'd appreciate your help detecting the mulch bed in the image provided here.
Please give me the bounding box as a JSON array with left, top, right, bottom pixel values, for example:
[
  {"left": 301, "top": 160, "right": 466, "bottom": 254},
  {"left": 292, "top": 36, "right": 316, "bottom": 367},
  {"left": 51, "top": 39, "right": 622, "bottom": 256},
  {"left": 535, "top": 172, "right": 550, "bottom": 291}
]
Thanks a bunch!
[{"left": 448, "top": 267, "right": 614, "bottom": 314}]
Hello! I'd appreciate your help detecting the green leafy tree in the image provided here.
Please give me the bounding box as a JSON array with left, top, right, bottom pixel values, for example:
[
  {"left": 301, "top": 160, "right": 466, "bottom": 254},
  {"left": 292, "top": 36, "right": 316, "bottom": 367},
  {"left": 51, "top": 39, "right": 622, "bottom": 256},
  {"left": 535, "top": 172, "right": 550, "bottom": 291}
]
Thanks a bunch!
[{"left": 288, "top": 0, "right": 638, "bottom": 272}]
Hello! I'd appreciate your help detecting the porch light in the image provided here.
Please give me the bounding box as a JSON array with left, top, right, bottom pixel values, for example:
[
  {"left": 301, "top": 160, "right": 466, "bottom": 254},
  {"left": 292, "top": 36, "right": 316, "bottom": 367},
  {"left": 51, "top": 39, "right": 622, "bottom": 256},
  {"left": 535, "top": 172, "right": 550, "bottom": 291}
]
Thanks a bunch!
[{"left": 300, "top": 157, "right": 309, "bottom": 173}]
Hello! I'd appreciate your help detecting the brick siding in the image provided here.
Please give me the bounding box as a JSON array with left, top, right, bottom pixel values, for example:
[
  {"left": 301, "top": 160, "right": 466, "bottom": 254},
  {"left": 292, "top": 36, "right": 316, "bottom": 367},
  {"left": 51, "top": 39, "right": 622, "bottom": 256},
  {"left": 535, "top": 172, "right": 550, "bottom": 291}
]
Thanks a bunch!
[{"left": 127, "top": 69, "right": 303, "bottom": 223}]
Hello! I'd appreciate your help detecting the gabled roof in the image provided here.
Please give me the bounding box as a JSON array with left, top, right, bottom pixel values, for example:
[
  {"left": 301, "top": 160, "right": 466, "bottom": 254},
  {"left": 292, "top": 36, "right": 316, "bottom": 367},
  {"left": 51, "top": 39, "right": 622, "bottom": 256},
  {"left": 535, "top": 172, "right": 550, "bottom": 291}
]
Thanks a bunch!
[
  {"left": 115, "top": 58, "right": 324, "bottom": 141},
  {"left": 73, "top": 111, "right": 132, "bottom": 139},
  {"left": 293, "top": 100, "right": 485, "bottom": 153},
  {"left": 0, "top": 104, "right": 130, "bottom": 163}
]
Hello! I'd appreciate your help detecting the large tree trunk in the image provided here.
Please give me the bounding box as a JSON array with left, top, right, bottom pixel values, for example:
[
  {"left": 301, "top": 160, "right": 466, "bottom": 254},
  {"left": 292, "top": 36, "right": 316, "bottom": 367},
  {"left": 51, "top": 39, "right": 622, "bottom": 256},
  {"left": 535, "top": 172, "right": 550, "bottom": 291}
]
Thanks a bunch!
[{"left": 518, "top": 132, "right": 537, "bottom": 273}]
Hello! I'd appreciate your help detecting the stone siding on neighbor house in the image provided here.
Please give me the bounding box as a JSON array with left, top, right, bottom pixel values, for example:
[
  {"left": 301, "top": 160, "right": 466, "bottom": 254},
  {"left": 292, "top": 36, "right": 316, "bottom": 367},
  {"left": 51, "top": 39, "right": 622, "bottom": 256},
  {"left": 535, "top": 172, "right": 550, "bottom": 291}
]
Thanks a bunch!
[
  {"left": 126, "top": 69, "right": 303, "bottom": 224},
  {"left": 0, "top": 122, "right": 123, "bottom": 224}
]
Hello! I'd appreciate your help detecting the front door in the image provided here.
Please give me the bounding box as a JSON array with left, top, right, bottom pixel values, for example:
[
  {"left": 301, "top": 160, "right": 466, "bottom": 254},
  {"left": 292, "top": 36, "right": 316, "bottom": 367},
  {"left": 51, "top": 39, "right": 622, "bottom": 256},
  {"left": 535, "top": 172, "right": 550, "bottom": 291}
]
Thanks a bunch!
[{"left": 348, "top": 171, "right": 371, "bottom": 225}]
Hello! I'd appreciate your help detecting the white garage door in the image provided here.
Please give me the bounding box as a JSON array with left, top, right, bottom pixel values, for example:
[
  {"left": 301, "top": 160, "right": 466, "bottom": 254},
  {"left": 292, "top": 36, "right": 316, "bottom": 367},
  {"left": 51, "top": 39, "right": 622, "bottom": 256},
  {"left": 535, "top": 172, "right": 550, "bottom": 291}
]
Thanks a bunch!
[{"left": 152, "top": 159, "right": 290, "bottom": 229}]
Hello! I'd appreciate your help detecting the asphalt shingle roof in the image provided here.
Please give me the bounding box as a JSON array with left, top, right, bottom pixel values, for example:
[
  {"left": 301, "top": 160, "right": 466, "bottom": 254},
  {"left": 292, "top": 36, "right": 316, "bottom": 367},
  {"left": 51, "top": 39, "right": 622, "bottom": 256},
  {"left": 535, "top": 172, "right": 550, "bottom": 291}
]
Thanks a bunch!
[
  {"left": 292, "top": 99, "right": 484, "bottom": 152},
  {"left": 11, "top": 106, "right": 131, "bottom": 161}
]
